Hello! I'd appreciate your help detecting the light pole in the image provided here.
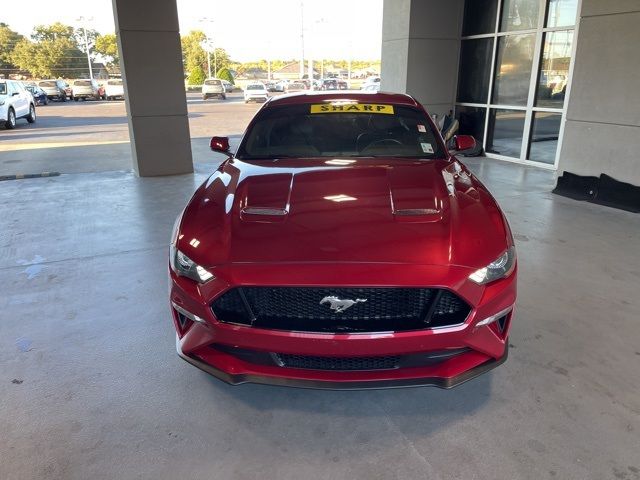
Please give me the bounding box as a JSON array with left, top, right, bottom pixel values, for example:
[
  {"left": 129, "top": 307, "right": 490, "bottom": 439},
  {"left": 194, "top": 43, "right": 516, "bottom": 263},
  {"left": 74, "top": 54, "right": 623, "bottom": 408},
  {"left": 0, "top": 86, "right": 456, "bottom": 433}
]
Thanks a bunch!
[
  {"left": 77, "top": 16, "right": 94, "bottom": 80},
  {"left": 299, "top": 1, "right": 305, "bottom": 79},
  {"left": 199, "top": 18, "right": 216, "bottom": 78}
]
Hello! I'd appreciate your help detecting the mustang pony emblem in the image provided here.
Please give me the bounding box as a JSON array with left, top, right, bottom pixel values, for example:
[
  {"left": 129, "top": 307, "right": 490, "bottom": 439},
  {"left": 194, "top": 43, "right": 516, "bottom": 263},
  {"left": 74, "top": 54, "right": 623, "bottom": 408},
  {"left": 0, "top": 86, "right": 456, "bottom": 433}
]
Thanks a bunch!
[{"left": 320, "top": 296, "right": 367, "bottom": 313}]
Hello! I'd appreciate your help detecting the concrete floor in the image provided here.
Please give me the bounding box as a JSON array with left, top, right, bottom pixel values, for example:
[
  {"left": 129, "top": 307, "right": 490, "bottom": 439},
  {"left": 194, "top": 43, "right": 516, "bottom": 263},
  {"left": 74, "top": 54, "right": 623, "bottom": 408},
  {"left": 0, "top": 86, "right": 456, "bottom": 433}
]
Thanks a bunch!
[{"left": 1, "top": 158, "right": 639, "bottom": 480}]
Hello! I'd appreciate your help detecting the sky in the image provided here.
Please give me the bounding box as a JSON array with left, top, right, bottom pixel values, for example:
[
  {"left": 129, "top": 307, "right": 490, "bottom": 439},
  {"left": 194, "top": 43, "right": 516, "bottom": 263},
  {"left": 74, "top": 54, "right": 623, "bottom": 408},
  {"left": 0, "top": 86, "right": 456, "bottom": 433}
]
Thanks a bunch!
[{"left": 1, "top": 0, "right": 383, "bottom": 61}]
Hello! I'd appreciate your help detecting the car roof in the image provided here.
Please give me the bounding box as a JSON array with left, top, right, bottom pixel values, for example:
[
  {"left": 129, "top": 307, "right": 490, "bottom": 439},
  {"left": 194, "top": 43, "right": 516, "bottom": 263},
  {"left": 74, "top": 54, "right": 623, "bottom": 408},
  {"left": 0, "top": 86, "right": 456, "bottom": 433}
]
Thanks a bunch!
[{"left": 267, "top": 91, "right": 421, "bottom": 108}]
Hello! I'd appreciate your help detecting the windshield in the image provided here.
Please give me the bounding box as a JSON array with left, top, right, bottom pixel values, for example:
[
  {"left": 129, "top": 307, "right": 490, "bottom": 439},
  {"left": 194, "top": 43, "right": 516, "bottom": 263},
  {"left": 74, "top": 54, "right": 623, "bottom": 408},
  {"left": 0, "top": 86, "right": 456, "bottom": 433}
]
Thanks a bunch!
[
  {"left": 246, "top": 84, "right": 265, "bottom": 90},
  {"left": 205, "top": 79, "right": 221, "bottom": 85},
  {"left": 107, "top": 80, "right": 123, "bottom": 85},
  {"left": 237, "top": 103, "right": 444, "bottom": 159},
  {"left": 74, "top": 80, "right": 92, "bottom": 86},
  {"left": 39, "top": 81, "right": 56, "bottom": 88},
  {"left": 0, "top": 83, "right": 6, "bottom": 95}
]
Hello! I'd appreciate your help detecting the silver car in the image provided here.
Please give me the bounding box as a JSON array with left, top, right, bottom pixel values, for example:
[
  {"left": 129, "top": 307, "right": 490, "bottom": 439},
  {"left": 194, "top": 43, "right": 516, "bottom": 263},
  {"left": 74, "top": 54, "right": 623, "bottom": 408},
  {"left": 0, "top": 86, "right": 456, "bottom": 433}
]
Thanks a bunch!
[
  {"left": 202, "top": 78, "right": 226, "bottom": 100},
  {"left": 38, "top": 79, "right": 71, "bottom": 101},
  {"left": 72, "top": 79, "right": 101, "bottom": 101}
]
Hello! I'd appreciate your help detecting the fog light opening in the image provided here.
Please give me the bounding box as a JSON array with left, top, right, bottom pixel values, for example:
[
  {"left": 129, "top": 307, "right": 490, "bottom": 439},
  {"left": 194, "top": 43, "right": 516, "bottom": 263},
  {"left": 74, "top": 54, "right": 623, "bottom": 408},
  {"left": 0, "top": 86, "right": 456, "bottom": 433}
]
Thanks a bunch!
[
  {"left": 172, "top": 302, "right": 207, "bottom": 328},
  {"left": 476, "top": 306, "right": 513, "bottom": 328},
  {"left": 497, "top": 315, "right": 508, "bottom": 333}
]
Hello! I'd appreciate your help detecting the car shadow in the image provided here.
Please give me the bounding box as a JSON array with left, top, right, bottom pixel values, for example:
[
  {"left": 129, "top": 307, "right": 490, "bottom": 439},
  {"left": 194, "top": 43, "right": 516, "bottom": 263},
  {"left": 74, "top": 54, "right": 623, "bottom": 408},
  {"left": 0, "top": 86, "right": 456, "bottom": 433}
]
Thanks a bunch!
[{"left": 199, "top": 367, "right": 493, "bottom": 439}]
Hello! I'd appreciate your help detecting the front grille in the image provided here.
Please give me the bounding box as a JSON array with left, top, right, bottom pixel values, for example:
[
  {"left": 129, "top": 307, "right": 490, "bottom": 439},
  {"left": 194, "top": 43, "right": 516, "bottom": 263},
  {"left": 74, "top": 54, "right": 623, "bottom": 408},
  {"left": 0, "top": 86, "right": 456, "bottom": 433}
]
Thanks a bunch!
[
  {"left": 211, "top": 287, "right": 471, "bottom": 333},
  {"left": 212, "top": 344, "right": 471, "bottom": 372},
  {"left": 276, "top": 353, "right": 400, "bottom": 371}
]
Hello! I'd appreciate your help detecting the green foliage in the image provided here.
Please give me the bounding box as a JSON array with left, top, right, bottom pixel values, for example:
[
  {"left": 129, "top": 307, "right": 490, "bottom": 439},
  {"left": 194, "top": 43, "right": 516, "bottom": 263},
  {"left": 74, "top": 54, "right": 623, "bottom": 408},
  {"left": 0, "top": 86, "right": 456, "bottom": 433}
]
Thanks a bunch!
[
  {"left": 31, "top": 22, "right": 76, "bottom": 42},
  {"left": 95, "top": 33, "right": 119, "bottom": 65},
  {"left": 12, "top": 36, "right": 87, "bottom": 78},
  {"left": 188, "top": 66, "right": 206, "bottom": 85},
  {"left": 0, "top": 23, "right": 24, "bottom": 74},
  {"left": 181, "top": 30, "right": 207, "bottom": 73},
  {"left": 216, "top": 67, "right": 234, "bottom": 84}
]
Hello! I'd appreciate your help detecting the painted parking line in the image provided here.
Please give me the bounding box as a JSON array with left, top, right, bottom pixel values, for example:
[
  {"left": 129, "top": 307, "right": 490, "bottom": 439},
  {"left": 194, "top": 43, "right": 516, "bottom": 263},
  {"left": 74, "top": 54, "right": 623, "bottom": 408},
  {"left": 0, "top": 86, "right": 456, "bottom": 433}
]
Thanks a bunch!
[{"left": 0, "top": 140, "right": 129, "bottom": 152}]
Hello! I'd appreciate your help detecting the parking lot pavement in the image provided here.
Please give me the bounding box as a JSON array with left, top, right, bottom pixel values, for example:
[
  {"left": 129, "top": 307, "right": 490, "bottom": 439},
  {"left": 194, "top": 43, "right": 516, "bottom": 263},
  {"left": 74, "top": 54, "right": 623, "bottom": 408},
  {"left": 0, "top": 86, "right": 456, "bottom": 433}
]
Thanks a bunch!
[{"left": 0, "top": 92, "right": 266, "bottom": 176}]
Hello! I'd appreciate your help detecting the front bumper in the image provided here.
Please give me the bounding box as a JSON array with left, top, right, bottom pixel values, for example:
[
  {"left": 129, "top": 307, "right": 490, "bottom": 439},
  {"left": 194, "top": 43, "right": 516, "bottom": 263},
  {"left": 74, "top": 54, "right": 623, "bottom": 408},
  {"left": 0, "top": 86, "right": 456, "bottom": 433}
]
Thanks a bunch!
[
  {"left": 170, "top": 262, "right": 516, "bottom": 389},
  {"left": 177, "top": 336, "right": 508, "bottom": 390}
]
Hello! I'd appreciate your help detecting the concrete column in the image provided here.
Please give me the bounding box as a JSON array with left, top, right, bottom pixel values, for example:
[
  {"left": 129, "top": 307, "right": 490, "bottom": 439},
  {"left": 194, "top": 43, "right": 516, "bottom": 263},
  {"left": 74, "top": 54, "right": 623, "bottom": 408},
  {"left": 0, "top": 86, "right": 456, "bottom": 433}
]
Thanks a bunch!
[
  {"left": 558, "top": 0, "right": 640, "bottom": 184},
  {"left": 112, "top": 0, "right": 193, "bottom": 176},
  {"left": 381, "top": 0, "right": 463, "bottom": 116}
]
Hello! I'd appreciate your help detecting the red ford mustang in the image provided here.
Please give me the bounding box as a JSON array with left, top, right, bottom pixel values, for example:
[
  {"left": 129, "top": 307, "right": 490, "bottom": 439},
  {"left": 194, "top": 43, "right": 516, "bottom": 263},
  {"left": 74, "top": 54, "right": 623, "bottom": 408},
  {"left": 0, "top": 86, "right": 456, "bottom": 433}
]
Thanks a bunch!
[{"left": 169, "top": 92, "right": 516, "bottom": 389}]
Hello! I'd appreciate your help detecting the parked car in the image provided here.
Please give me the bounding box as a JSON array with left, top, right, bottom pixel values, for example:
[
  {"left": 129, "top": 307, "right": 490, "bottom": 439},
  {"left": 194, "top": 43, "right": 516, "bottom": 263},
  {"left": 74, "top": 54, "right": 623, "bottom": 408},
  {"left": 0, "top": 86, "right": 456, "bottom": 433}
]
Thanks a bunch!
[
  {"left": 24, "top": 84, "right": 49, "bottom": 105},
  {"left": 264, "top": 82, "right": 277, "bottom": 92},
  {"left": 221, "top": 80, "right": 235, "bottom": 93},
  {"left": 361, "top": 76, "right": 381, "bottom": 90},
  {"left": 202, "top": 78, "right": 226, "bottom": 100},
  {"left": 320, "top": 78, "right": 348, "bottom": 90},
  {"left": 274, "top": 80, "right": 289, "bottom": 92},
  {"left": 243, "top": 83, "right": 269, "bottom": 103},
  {"left": 287, "top": 81, "right": 307, "bottom": 92},
  {"left": 72, "top": 79, "right": 101, "bottom": 101},
  {"left": 362, "top": 83, "right": 380, "bottom": 92},
  {"left": 104, "top": 79, "right": 124, "bottom": 100},
  {"left": 38, "top": 79, "right": 71, "bottom": 101},
  {"left": 0, "top": 79, "right": 37, "bottom": 129},
  {"left": 171, "top": 91, "right": 516, "bottom": 389}
]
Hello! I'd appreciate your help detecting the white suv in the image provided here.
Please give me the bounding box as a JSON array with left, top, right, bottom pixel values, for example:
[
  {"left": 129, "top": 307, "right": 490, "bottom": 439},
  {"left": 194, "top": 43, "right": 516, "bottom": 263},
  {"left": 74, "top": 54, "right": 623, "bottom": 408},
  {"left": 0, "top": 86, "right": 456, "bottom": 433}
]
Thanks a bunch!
[
  {"left": 0, "top": 79, "right": 36, "bottom": 129},
  {"left": 244, "top": 83, "right": 268, "bottom": 103},
  {"left": 202, "top": 78, "right": 226, "bottom": 100}
]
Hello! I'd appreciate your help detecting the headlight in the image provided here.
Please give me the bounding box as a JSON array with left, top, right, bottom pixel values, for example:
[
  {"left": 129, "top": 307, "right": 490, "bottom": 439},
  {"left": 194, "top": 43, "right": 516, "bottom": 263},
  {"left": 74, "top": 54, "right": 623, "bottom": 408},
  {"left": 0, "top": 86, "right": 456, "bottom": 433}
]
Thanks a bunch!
[
  {"left": 468, "top": 247, "right": 516, "bottom": 285},
  {"left": 169, "top": 211, "right": 214, "bottom": 283},
  {"left": 170, "top": 245, "right": 214, "bottom": 283}
]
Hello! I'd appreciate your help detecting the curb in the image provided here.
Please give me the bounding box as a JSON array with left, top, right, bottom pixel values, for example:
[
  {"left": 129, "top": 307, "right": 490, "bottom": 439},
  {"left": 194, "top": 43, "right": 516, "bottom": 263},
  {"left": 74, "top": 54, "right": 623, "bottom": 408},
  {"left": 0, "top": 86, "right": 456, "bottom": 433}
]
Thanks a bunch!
[{"left": 0, "top": 172, "right": 61, "bottom": 182}]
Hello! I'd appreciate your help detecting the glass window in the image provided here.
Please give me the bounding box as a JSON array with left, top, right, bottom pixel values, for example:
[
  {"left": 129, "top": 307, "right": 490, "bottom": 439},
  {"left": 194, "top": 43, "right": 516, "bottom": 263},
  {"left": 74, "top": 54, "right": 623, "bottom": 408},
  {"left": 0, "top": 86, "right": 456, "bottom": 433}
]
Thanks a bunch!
[
  {"left": 492, "top": 33, "right": 535, "bottom": 106},
  {"left": 528, "top": 112, "right": 561, "bottom": 164},
  {"left": 457, "top": 38, "right": 494, "bottom": 104},
  {"left": 455, "top": 106, "right": 487, "bottom": 143},
  {"left": 486, "top": 109, "right": 526, "bottom": 157},
  {"left": 237, "top": 105, "right": 443, "bottom": 159},
  {"left": 535, "top": 30, "right": 573, "bottom": 108},
  {"left": 462, "top": 0, "right": 498, "bottom": 36},
  {"left": 500, "top": 0, "right": 540, "bottom": 32},
  {"left": 546, "top": 0, "right": 578, "bottom": 28}
]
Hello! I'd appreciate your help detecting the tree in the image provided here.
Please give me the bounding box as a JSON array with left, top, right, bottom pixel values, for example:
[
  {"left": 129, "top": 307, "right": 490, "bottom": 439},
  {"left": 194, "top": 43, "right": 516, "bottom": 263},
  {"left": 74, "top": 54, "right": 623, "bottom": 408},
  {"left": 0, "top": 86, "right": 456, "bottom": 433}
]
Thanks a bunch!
[
  {"left": 74, "top": 28, "right": 99, "bottom": 56},
  {"left": 32, "top": 22, "right": 76, "bottom": 42},
  {"left": 188, "top": 66, "right": 205, "bottom": 85},
  {"left": 94, "top": 33, "right": 119, "bottom": 65},
  {"left": 11, "top": 23, "right": 87, "bottom": 78},
  {"left": 181, "top": 30, "right": 207, "bottom": 75},
  {"left": 216, "top": 67, "right": 234, "bottom": 84},
  {"left": 0, "top": 23, "right": 24, "bottom": 75}
]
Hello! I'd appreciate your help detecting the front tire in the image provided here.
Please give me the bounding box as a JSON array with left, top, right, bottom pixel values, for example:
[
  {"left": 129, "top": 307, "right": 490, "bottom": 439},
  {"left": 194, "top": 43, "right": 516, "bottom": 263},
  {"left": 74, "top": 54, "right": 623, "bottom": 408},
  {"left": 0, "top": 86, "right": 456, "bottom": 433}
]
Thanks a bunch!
[
  {"left": 5, "top": 109, "right": 16, "bottom": 129},
  {"left": 26, "top": 104, "right": 36, "bottom": 124}
]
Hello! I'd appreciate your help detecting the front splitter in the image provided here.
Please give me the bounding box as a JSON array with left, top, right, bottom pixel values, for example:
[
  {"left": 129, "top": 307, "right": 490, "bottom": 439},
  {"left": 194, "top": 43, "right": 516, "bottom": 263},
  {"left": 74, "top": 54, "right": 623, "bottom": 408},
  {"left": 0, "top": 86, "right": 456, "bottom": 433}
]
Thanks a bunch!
[{"left": 176, "top": 336, "right": 508, "bottom": 390}]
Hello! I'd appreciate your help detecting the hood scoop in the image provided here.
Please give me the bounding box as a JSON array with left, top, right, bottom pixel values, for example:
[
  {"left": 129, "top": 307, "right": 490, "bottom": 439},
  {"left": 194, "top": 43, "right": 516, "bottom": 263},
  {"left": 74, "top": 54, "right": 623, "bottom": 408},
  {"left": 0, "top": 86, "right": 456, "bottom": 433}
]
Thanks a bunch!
[{"left": 392, "top": 207, "right": 443, "bottom": 223}]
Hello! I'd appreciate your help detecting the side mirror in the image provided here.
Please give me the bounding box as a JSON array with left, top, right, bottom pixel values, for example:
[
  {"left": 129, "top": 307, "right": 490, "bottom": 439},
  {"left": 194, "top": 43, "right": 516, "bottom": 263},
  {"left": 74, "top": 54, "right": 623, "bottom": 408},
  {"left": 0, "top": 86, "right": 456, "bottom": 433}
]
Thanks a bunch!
[
  {"left": 452, "top": 135, "right": 476, "bottom": 152},
  {"left": 210, "top": 136, "right": 230, "bottom": 153}
]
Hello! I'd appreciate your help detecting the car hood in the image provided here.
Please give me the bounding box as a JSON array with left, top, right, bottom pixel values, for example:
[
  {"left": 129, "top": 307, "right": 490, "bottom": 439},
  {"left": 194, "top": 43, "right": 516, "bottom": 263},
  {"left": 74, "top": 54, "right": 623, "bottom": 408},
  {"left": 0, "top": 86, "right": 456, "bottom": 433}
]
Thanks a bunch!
[{"left": 179, "top": 157, "right": 510, "bottom": 269}]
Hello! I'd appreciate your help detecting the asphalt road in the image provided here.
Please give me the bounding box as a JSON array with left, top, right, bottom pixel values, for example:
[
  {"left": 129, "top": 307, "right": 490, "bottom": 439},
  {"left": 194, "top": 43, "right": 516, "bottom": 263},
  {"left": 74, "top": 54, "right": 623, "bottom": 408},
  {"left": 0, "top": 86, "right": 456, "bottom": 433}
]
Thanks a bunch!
[{"left": 0, "top": 92, "right": 266, "bottom": 176}]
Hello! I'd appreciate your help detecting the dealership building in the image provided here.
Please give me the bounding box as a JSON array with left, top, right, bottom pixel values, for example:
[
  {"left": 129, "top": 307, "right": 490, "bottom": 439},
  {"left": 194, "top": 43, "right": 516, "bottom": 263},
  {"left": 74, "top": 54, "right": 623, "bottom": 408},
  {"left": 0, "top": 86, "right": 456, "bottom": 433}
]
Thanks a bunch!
[{"left": 381, "top": 0, "right": 639, "bottom": 188}]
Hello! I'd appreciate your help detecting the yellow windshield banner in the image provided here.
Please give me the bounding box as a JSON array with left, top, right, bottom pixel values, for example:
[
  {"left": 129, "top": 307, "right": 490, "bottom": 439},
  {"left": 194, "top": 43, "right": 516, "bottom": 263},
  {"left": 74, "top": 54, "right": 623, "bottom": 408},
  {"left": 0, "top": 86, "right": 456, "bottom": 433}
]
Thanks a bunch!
[{"left": 310, "top": 103, "right": 395, "bottom": 114}]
